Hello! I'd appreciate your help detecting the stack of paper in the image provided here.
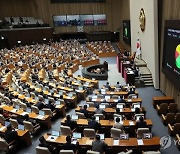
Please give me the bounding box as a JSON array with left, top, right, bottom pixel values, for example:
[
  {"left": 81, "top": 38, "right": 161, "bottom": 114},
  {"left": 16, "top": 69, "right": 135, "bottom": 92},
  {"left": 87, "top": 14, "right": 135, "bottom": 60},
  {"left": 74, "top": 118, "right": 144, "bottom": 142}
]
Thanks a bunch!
[
  {"left": 129, "top": 121, "right": 134, "bottom": 125},
  {"left": 46, "top": 136, "right": 58, "bottom": 142},
  {"left": 86, "top": 140, "right": 93, "bottom": 145}
]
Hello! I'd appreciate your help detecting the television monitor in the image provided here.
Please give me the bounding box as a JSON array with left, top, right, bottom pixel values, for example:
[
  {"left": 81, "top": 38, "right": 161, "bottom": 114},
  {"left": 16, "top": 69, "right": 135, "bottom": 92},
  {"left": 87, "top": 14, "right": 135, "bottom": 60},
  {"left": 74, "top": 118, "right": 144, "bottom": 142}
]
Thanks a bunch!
[
  {"left": 162, "top": 20, "right": 180, "bottom": 89},
  {"left": 67, "top": 15, "right": 80, "bottom": 26},
  {"left": 123, "top": 20, "right": 131, "bottom": 45},
  {"left": 39, "top": 110, "right": 45, "bottom": 116},
  {"left": 5, "top": 121, "right": 10, "bottom": 127},
  {"left": 52, "top": 15, "right": 67, "bottom": 27},
  {"left": 93, "top": 14, "right": 106, "bottom": 25},
  {"left": 15, "top": 105, "right": 20, "bottom": 110},
  {"left": 55, "top": 101, "right": 61, "bottom": 105},
  {"left": 26, "top": 108, "right": 32, "bottom": 113},
  {"left": 80, "top": 15, "right": 94, "bottom": 25}
]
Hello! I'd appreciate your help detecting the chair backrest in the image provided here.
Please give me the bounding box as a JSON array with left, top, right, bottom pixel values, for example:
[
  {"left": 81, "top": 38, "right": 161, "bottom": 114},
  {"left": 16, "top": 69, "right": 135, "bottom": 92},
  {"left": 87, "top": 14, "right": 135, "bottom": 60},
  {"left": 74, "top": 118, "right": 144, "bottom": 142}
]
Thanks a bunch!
[
  {"left": 112, "top": 95, "right": 119, "bottom": 99},
  {"left": 9, "top": 119, "right": 18, "bottom": 129},
  {"left": 168, "top": 103, "right": 177, "bottom": 113},
  {"left": 0, "top": 137, "right": 9, "bottom": 152},
  {"left": 137, "top": 128, "right": 150, "bottom": 139},
  {"left": 76, "top": 112, "right": 86, "bottom": 119},
  {"left": 38, "top": 95, "right": 44, "bottom": 101},
  {"left": 23, "top": 120, "right": 33, "bottom": 132},
  {"left": 110, "top": 128, "right": 123, "bottom": 139},
  {"left": 42, "top": 108, "right": 53, "bottom": 117},
  {"left": 175, "top": 113, "right": 180, "bottom": 123},
  {"left": 36, "top": 146, "right": 51, "bottom": 154},
  {"left": 48, "top": 97, "right": 55, "bottom": 104},
  {"left": 159, "top": 103, "right": 168, "bottom": 114},
  {"left": 83, "top": 128, "right": 96, "bottom": 138},
  {"left": 0, "top": 114, "right": 5, "bottom": 125},
  {"left": 143, "top": 151, "right": 161, "bottom": 154},
  {"left": 128, "top": 94, "right": 137, "bottom": 99},
  {"left": 20, "top": 103, "right": 27, "bottom": 111},
  {"left": 32, "top": 106, "right": 39, "bottom": 114},
  {"left": 86, "top": 150, "right": 100, "bottom": 154},
  {"left": 94, "top": 114, "right": 104, "bottom": 120},
  {"left": 100, "top": 103, "right": 109, "bottom": 108},
  {"left": 60, "top": 125, "right": 71, "bottom": 136},
  {"left": 165, "top": 113, "right": 175, "bottom": 125},
  {"left": 97, "top": 94, "right": 104, "bottom": 99},
  {"left": 30, "top": 92, "right": 36, "bottom": 99},
  {"left": 59, "top": 150, "right": 74, "bottom": 154},
  {"left": 117, "top": 150, "right": 133, "bottom": 154},
  {"left": 86, "top": 102, "right": 94, "bottom": 107},
  {"left": 134, "top": 114, "right": 144, "bottom": 121},
  {"left": 173, "top": 123, "right": 180, "bottom": 135}
]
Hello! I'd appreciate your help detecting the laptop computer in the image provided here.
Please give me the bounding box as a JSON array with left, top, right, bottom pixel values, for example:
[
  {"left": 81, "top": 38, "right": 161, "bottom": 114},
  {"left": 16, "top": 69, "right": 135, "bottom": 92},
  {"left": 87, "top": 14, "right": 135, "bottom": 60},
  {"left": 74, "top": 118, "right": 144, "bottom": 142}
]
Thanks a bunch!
[
  {"left": 120, "top": 134, "right": 129, "bottom": 140},
  {"left": 5, "top": 121, "right": 10, "bottom": 127},
  {"left": 71, "top": 115, "right": 78, "bottom": 120},
  {"left": 96, "top": 116, "right": 100, "bottom": 121},
  {"left": 99, "top": 104, "right": 106, "bottom": 109},
  {"left": 143, "top": 133, "right": 152, "bottom": 139},
  {"left": 39, "top": 110, "right": 45, "bottom": 116},
  {"left": 73, "top": 132, "right": 82, "bottom": 139},
  {"left": 97, "top": 134, "right": 105, "bottom": 140},
  {"left": 133, "top": 104, "right": 141, "bottom": 109},
  {"left": 116, "top": 104, "right": 124, "bottom": 109},
  {"left": 68, "top": 93, "right": 73, "bottom": 97},
  {"left": 15, "top": 105, "right": 20, "bottom": 110},
  {"left": 26, "top": 108, "right": 32, "bottom": 113},
  {"left": 18, "top": 124, "right": 25, "bottom": 130},
  {"left": 78, "top": 87, "right": 83, "bottom": 91},
  {"left": 55, "top": 101, "right": 61, "bottom": 105},
  {"left": 51, "top": 131, "right": 60, "bottom": 137},
  {"left": 45, "top": 99, "right": 49, "bottom": 104},
  {"left": 136, "top": 115, "right": 144, "bottom": 121}
]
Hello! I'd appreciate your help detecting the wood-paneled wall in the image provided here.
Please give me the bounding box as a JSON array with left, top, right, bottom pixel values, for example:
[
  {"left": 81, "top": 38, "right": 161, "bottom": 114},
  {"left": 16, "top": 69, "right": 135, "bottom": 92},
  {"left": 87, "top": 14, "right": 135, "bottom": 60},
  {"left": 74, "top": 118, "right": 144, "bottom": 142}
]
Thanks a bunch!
[
  {"left": 0, "top": 0, "right": 130, "bottom": 36},
  {"left": 159, "top": 0, "right": 180, "bottom": 110}
]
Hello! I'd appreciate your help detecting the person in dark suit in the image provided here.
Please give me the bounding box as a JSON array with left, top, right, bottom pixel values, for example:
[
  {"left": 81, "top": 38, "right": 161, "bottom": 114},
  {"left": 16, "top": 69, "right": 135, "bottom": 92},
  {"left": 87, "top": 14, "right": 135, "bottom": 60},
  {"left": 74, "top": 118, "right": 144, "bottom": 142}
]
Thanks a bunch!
[
  {"left": 46, "top": 100, "right": 55, "bottom": 111},
  {"left": 4, "top": 124, "right": 18, "bottom": 144},
  {"left": 62, "top": 136, "right": 79, "bottom": 153},
  {"left": 80, "top": 104, "right": 89, "bottom": 118},
  {"left": 88, "top": 116, "right": 101, "bottom": 132},
  {"left": 127, "top": 88, "right": 135, "bottom": 95},
  {"left": 92, "top": 135, "right": 107, "bottom": 154},
  {"left": 118, "top": 95, "right": 126, "bottom": 103},
  {"left": 115, "top": 82, "right": 122, "bottom": 89},
  {"left": 39, "top": 136, "right": 56, "bottom": 153},
  {"left": 36, "top": 100, "right": 47, "bottom": 110},
  {"left": 135, "top": 116, "right": 147, "bottom": 129},
  {"left": 105, "top": 82, "right": 111, "bottom": 91},
  {"left": 64, "top": 115, "right": 77, "bottom": 131}
]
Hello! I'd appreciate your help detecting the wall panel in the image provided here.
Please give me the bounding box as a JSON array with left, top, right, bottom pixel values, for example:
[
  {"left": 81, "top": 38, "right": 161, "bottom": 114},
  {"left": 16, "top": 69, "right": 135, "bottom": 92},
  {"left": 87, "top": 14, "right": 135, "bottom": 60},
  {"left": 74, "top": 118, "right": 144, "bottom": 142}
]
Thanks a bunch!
[{"left": 160, "top": 0, "right": 180, "bottom": 110}]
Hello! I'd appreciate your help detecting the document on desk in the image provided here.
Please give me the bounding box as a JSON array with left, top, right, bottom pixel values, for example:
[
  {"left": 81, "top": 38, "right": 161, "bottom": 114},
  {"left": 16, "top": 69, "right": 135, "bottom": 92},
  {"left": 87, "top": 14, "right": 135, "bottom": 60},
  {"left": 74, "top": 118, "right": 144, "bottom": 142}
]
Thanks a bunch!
[
  {"left": 0, "top": 126, "right": 6, "bottom": 131},
  {"left": 86, "top": 140, "right": 93, "bottom": 145},
  {"left": 11, "top": 109, "right": 17, "bottom": 113},
  {"left": 56, "top": 105, "right": 61, "bottom": 108},
  {"left": 137, "top": 139, "right": 144, "bottom": 145},
  {"left": 21, "top": 112, "right": 28, "bottom": 116},
  {"left": 36, "top": 115, "right": 44, "bottom": 119},
  {"left": 113, "top": 139, "right": 119, "bottom": 145},
  {"left": 127, "top": 99, "right": 132, "bottom": 102},
  {"left": 129, "top": 121, "right": 134, "bottom": 125},
  {"left": 92, "top": 98, "right": 97, "bottom": 102},
  {"left": 46, "top": 136, "right": 58, "bottom": 142}
]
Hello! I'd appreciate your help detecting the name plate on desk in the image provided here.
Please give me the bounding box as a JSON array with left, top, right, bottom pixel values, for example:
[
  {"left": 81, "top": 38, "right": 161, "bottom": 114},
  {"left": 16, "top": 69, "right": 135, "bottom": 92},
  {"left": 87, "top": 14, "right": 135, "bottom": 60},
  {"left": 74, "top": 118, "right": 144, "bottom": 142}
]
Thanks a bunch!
[
  {"left": 129, "top": 121, "right": 134, "bottom": 125},
  {"left": 86, "top": 140, "right": 93, "bottom": 145},
  {"left": 113, "top": 139, "right": 119, "bottom": 145},
  {"left": 11, "top": 109, "right": 17, "bottom": 113},
  {"left": 137, "top": 139, "right": 144, "bottom": 145},
  {"left": 46, "top": 136, "right": 58, "bottom": 142}
]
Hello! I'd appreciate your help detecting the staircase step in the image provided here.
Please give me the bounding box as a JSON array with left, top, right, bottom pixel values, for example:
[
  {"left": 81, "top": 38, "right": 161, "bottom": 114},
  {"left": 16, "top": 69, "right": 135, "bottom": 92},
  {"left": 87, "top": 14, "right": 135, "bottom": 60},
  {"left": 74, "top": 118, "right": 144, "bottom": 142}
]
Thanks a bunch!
[
  {"left": 144, "top": 81, "right": 153, "bottom": 84},
  {"left": 144, "top": 83, "right": 154, "bottom": 86},
  {"left": 141, "top": 75, "right": 152, "bottom": 78},
  {"left": 143, "top": 78, "right": 153, "bottom": 81}
]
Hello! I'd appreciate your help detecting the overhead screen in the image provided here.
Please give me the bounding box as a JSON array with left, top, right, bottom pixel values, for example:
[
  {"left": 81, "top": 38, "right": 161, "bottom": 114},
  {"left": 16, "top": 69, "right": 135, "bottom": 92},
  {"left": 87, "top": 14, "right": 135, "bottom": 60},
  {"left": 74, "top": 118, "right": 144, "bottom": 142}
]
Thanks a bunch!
[
  {"left": 162, "top": 20, "right": 180, "bottom": 89},
  {"left": 52, "top": 14, "right": 106, "bottom": 27}
]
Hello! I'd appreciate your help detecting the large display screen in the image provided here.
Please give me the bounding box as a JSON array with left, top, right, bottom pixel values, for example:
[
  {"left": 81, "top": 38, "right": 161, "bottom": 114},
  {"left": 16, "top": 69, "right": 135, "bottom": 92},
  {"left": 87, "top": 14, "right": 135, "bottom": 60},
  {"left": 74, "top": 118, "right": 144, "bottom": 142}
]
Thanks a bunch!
[
  {"left": 123, "top": 20, "right": 131, "bottom": 45},
  {"left": 51, "top": 0, "right": 106, "bottom": 3},
  {"left": 162, "top": 20, "right": 180, "bottom": 89}
]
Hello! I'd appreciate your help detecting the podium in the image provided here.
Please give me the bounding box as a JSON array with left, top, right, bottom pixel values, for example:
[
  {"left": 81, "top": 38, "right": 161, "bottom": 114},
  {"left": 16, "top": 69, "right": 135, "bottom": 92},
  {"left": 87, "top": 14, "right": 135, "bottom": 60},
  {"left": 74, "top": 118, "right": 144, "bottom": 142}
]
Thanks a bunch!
[{"left": 124, "top": 68, "right": 135, "bottom": 84}]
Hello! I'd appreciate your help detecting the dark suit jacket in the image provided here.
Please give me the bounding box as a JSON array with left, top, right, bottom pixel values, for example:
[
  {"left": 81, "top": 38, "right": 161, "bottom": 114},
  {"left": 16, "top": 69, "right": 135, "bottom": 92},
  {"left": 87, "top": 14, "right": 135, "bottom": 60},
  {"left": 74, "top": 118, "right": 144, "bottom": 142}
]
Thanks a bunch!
[
  {"left": 63, "top": 142, "right": 78, "bottom": 152},
  {"left": 80, "top": 108, "right": 88, "bottom": 118},
  {"left": 4, "top": 129, "right": 18, "bottom": 143},
  {"left": 36, "top": 102, "right": 46, "bottom": 110},
  {"left": 136, "top": 121, "right": 147, "bottom": 129},
  {"left": 39, "top": 143, "right": 55, "bottom": 153},
  {"left": 88, "top": 120, "right": 101, "bottom": 131},
  {"left": 64, "top": 120, "right": 77, "bottom": 130},
  {"left": 46, "top": 104, "right": 55, "bottom": 111}
]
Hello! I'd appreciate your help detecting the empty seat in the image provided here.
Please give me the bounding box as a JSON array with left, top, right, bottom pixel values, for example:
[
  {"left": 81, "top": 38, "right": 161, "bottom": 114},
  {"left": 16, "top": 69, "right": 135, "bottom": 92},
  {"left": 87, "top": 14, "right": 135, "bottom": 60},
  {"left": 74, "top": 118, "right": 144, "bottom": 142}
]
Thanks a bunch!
[
  {"left": 110, "top": 128, "right": 124, "bottom": 139},
  {"left": 156, "top": 103, "right": 168, "bottom": 115},
  {"left": 32, "top": 106, "right": 39, "bottom": 114},
  {"left": 59, "top": 150, "right": 74, "bottom": 154},
  {"left": 162, "top": 113, "right": 175, "bottom": 125},
  {"left": 60, "top": 125, "right": 72, "bottom": 136},
  {"left": 137, "top": 128, "right": 150, "bottom": 139},
  {"left": 20, "top": 103, "right": 27, "bottom": 111},
  {"left": 0, "top": 137, "right": 17, "bottom": 153},
  {"left": 86, "top": 150, "right": 100, "bottom": 154},
  {"left": 168, "top": 103, "right": 177, "bottom": 113},
  {"left": 42, "top": 108, "right": 53, "bottom": 117},
  {"left": 168, "top": 123, "right": 180, "bottom": 136},
  {"left": 9, "top": 119, "right": 18, "bottom": 129},
  {"left": 36, "top": 146, "right": 51, "bottom": 154},
  {"left": 83, "top": 128, "right": 96, "bottom": 138},
  {"left": 86, "top": 102, "right": 94, "bottom": 107}
]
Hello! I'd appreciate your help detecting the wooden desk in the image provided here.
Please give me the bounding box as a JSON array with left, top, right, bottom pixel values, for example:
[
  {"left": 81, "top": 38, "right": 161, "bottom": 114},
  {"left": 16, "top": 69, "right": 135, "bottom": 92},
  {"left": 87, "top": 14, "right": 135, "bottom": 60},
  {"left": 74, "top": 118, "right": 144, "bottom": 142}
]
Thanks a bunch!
[
  {"left": 44, "top": 134, "right": 160, "bottom": 152},
  {"left": 93, "top": 90, "right": 138, "bottom": 98},
  {"left": 0, "top": 124, "right": 32, "bottom": 145},
  {"left": 0, "top": 105, "right": 51, "bottom": 129},
  {"left": 153, "top": 96, "right": 174, "bottom": 108}
]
